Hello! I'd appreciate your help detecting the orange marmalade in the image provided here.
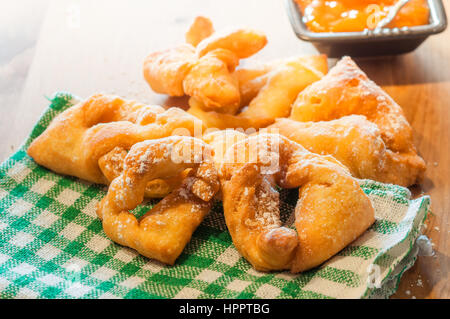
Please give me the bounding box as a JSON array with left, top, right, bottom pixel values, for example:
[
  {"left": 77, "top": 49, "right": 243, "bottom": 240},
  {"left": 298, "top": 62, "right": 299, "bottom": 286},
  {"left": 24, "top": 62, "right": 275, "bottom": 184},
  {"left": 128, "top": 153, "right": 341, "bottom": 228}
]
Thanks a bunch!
[{"left": 295, "top": 0, "right": 430, "bottom": 32}]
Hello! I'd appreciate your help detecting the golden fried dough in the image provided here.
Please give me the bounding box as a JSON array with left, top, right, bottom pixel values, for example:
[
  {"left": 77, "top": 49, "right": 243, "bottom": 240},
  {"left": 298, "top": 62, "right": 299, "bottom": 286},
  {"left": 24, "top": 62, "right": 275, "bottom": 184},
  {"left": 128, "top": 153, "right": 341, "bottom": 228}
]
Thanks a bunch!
[
  {"left": 268, "top": 116, "right": 426, "bottom": 186},
  {"left": 187, "top": 55, "right": 328, "bottom": 130},
  {"left": 289, "top": 56, "right": 426, "bottom": 185},
  {"left": 236, "top": 55, "right": 327, "bottom": 108},
  {"left": 27, "top": 94, "right": 203, "bottom": 187},
  {"left": 144, "top": 21, "right": 267, "bottom": 113},
  {"left": 143, "top": 44, "right": 197, "bottom": 97},
  {"left": 202, "top": 130, "right": 247, "bottom": 171},
  {"left": 235, "top": 62, "right": 275, "bottom": 107},
  {"left": 208, "top": 133, "right": 375, "bottom": 272},
  {"left": 144, "top": 44, "right": 241, "bottom": 112},
  {"left": 196, "top": 28, "right": 267, "bottom": 59},
  {"left": 97, "top": 136, "right": 220, "bottom": 264},
  {"left": 188, "top": 97, "right": 274, "bottom": 130},
  {"left": 185, "top": 16, "right": 214, "bottom": 47},
  {"left": 290, "top": 56, "right": 418, "bottom": 155},
  {"left": 98, "top": 146, "right": 187, "bottom": 198},
  {"left": 182, "top": 49, "right": 240, "bottom": 113},
  {"left": 239, "top": 55, "right": 328, "bottom": 119}
]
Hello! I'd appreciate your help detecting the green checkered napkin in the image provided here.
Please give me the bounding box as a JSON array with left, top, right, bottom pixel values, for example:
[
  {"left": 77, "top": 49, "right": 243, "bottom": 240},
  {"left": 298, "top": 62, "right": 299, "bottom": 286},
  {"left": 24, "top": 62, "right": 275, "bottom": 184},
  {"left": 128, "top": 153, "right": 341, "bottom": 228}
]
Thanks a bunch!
[{"left": 0, "top": 93, "right": 430, "bottom": 299}]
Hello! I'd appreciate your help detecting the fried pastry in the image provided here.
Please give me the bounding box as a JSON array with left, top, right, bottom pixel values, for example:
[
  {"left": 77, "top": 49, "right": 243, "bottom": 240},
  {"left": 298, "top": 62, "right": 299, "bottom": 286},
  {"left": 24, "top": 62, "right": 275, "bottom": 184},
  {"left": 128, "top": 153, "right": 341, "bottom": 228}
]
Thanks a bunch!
[
  {"left": 185, "top": 16, "right": 214, "bottom": 47},
  {"left": 182, "top": 48, "right": 241, "bottom": 112},
  {"left": 289, "top": 56, "right": 426, "bottom": 185},
  {"left": 206, "top": 132, "right": 375, "bottom": 272},
  {"left": 187, "top": 97, "right": 274, "bottom": 130},
  {"left": 268, "top": 116, "right": 425, "bottom": 186},
  {"left": 290, "top": 56, "right": 420, "bottom": 155},
  {"left": 143, "top": 18, "right": 267, "bottom": 113},
  {"left": 196, "top": 27, "right": 267, "bottom": 59},
  {"left": 143, "top": 44, "right": 197, "bottom": 97},
  {"left": 235, "top": 55, "right": 327, "bottom": 108},
  {"left": 234, "top": 61, "right": 276, "bottom": 107},
  {"left": 187, "top": 55, "right": 328, "bottom": 130},
  {"left": 202, "top": 130, "right": 247, "bottom": 171},
  {"left": 98, "top": 146, "right": 187, "bottom": 198},
  {"left": 27, "top": 94, "right": 203, "bottom": 196},
  {"left": 239, "top": 55, "right": 328, "bottom": 119},
  {"left": 97, "top": 136, "right": 220, "bottom": 264}
]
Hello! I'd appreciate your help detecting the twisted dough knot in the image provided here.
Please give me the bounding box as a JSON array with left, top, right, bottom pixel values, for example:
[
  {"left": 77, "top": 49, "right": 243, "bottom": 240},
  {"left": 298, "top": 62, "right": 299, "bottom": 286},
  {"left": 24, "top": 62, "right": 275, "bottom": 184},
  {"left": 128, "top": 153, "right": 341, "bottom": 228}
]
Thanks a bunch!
[
  {"left": 27, "top": 94, "right": 204, "bottom": 198},
  {"left": 218, "top": 133, "right": 375, "bottom": 272},
  {"left": 97, "top": 136, "right": 220, "bottom": 264},
  {"left": 143, "top": 22, "right": 267, "bottom": 113}
]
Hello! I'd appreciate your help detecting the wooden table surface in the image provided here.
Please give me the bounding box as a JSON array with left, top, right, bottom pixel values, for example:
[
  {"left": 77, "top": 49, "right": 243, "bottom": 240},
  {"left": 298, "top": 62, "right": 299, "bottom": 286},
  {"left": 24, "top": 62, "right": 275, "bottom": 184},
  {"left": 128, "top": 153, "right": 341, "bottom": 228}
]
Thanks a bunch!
[{"left": 3, "top": 0, "right": 449, "bottom": 298}]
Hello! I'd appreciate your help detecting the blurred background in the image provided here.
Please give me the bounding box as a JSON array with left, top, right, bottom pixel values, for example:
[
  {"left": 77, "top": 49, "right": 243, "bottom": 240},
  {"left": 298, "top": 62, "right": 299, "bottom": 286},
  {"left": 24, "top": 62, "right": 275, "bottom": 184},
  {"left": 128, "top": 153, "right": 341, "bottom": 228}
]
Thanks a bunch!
[{"left": 0, "top": 1, "right": 50, "bottom": 113}]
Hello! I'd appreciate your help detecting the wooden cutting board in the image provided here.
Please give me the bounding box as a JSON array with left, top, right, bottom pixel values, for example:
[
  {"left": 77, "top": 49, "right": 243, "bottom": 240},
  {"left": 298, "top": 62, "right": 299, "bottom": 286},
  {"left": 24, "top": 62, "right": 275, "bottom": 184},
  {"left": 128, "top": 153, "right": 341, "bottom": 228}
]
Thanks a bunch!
[{"left": 5, "top": 0, "right": 449, "bottom": 298}]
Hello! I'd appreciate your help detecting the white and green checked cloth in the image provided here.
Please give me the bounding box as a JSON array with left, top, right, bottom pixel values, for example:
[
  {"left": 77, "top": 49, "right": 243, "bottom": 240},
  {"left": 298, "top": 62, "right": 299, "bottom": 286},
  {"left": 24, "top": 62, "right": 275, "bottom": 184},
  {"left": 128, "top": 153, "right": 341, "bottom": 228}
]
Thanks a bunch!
[{"left": 0, "top": 93, "right": 430, "bottom": 299}]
